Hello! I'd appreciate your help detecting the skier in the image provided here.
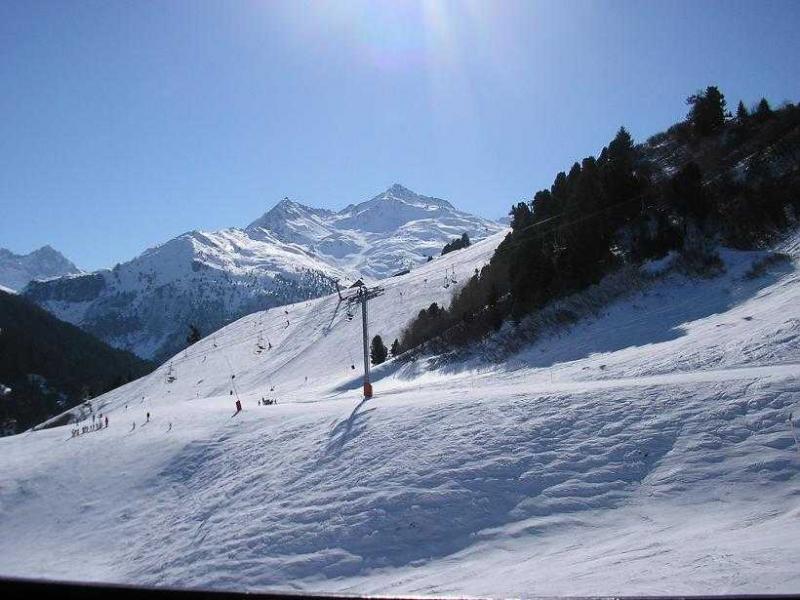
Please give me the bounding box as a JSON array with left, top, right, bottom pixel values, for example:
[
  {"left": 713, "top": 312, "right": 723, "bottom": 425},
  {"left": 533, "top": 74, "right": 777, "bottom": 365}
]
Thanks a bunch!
[
  {"left": 131, "top": 422, "right": 136, "bottom": 431},
  {"left": 167, "top": 422, "right": 173, "bottom": 432},
  {"left": 105, "top": 416, "right": 109, "bottom": 428},
  {"left": 146, "top": 412, "right": 150, "bottom": 423}
]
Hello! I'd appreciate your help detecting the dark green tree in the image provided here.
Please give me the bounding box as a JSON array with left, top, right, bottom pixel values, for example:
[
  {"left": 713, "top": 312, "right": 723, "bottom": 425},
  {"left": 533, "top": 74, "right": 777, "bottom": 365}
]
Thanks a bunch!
[
  {"left": 510, "top": 201, "right": 534, "bottom": 230},
  {"left": 670, "top": 162, "right": 713, "bottom": 233},
  {"left": 390, "top": 338, "right": 401, "bottom": 357},
  {"left": 687, "top": 86, "right": 727, "bottom": 135},
  {"left": 186, "top": 324, "right": 202, "bottom": 346},
  {"left": 370, "top": 335, "right": 388, "bottom": 365},
  {"left": 736, "top": 100, "right": 749, "bottom": 122},
  {"left": 755, "top": 97, "right": 773, "bottom": 120},
  {"left": 441, "top": 233, "right": 472, "bottom": 255},
  {"left": 602, "top": 126, "right": 641, "bottom": 227}
]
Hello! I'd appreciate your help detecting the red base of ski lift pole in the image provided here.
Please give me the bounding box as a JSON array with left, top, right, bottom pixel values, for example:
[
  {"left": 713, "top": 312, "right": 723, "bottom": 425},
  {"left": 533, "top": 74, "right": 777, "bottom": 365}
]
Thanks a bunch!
[{"left": 363, "top": 382, "right": 373, "bottom": 399}]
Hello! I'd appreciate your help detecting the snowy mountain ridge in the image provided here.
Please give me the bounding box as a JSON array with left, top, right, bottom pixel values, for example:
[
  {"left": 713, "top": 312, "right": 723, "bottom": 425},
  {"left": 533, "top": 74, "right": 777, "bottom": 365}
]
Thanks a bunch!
[
  {"left": 246, "top": 183, "right": 502, "bottom": 278},
  {"left": 24, "top": 227, "right": 348, "bottom": 362},
  {"left": 0, "top": 245, "right": 81, "bottom": 291},
  {"left": 23, "top": 184, "right": 501, "bottom": 361}
]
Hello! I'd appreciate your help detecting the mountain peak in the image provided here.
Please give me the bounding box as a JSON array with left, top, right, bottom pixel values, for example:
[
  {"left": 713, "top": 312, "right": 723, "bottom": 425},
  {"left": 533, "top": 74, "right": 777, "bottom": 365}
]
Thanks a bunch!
[
  {"left": 0, "top": 245, "right": 80, "bottom": 291},
  {"left": 385, "top": 183, "right": 415, "bottom": 197},
  {"left": 246, "top": 197, "right": 333, "bottom": 233},
  {"left": 344, "top": 184, "right": 455, "bottom": 216},
  {"left": 31, "top": 245, "right": 61, "bottom": 257}
]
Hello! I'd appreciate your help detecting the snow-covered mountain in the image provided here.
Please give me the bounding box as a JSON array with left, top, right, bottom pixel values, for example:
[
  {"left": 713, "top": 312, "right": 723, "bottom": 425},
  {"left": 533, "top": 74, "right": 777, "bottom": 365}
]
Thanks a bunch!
[
  {"left": 246, "top": 184, "right": 503, "bottom": 279},
  {"left": 2, "top": 230, "right": 799, "bottom": 595},
  {"left": 24, "top": 229, "right": 346, "bottom": 363},
  {"left": 0, "top": 245, "right": 80, "bottom": 291},
  {"left": 23, "top": 185, "right": 500, "bottom": 362}
]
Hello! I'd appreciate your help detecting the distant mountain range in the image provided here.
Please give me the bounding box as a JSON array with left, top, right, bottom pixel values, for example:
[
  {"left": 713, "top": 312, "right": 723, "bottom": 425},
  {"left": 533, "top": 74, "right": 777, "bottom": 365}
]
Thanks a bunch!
[
  {"left": 23, "top": 184, "right": 502, "bottom": 362},
  {"left": 0, "top": 245, "right": 81, "bottom": 291}
]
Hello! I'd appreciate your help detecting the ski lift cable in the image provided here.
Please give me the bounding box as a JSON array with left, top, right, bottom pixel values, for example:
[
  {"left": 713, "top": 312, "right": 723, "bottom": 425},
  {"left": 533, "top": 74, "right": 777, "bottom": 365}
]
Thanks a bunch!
[
  {"left": 224, "top": 354, "right": 242, "bottom": 404},
  {"left": 157, "top": 190, "right": 763, "bottom": 396},
  {"left": 164, "top": 311, "right": 315, "bottom": 366},
  {"left": 171, "top": 277, "right": 414, "bottom": 368},
  {"left": 154, "top": 240, "right": 514, "bottom": 369},
  {"left": 162, "top": 270, "right": 454, "bottom": 368}
]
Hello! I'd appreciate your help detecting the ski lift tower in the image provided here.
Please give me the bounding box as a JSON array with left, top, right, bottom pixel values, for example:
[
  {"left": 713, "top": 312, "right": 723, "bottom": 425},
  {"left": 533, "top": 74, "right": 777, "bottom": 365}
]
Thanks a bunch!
[{"left": 350, "top": 280, "right": 384, "bottom": 398}]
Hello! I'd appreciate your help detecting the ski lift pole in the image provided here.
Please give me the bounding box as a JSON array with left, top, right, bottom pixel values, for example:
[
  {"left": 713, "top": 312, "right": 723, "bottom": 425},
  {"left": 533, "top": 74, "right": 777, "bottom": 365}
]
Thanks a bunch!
[{"left": 360, "top": 288, "right": 372, "bottom": 398}]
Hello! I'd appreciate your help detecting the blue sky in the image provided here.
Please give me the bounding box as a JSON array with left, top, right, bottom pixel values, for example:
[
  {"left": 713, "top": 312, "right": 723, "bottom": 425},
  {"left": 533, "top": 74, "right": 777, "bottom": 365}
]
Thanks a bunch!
[{"left": 1, "top": 0, "right": 798, "bottom": 271}]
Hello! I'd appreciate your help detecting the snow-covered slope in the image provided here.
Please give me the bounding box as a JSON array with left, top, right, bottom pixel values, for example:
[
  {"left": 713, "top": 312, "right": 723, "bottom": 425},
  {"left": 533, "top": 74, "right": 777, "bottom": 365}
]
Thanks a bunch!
[
  {"left": 23, "top": 185, "right": 500, "bottom": 362},
  {"left": 0, "top": 245, "right": 80, "bottom": 291},
  {"left": 2, "top": 229, "right": 799, "bottom": 595},
  {"left": 246, "top": 184, "right": 504, "bottom": 279}
]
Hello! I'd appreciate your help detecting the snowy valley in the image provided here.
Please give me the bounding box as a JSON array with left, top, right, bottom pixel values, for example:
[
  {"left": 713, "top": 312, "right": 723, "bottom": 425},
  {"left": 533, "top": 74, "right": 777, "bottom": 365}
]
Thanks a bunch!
[{"left": 1, "top": 228, "right": 799, "bottom": 595}]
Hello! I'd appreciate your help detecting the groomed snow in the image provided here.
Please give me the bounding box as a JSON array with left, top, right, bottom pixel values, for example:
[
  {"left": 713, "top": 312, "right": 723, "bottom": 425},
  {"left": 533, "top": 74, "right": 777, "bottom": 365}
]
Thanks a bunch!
[{"left": 1, "top": 229, "right": 799, "bottom": 596}]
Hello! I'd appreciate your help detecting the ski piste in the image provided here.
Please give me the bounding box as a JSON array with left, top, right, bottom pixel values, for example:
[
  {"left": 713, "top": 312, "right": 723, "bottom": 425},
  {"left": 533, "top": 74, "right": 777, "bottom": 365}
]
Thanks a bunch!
[{"left": 1, "top": 229, "right": 800, "bottom": 595}]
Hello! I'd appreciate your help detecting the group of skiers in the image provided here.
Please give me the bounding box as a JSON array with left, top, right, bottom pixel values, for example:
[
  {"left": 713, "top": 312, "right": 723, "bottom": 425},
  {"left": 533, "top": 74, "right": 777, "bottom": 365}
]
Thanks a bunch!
[
  {"left": 71, "top": 413, "right": 108, "bottom": 437},
  {"left": 258, "top": 397, "right": 278, "bottom": 406}
]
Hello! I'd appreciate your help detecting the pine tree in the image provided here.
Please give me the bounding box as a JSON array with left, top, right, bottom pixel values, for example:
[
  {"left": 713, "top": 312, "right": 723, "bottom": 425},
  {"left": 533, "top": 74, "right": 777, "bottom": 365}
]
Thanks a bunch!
[
  {"left": 390, "top": 338, "right": 401, "bottom": 357},
  {"left": 186, "top": 324, "right": 202, "bottom": 346},
  {"left": 687, "top": 86, "right": 726, "bottom": 135},
  {"left": 670, "top": 162, "right": 712, "bottom": 235},
  {"left": 441, "top": 232, "right": 471, "bottom": 255},
  {"left": 736, "top": 100, "right": 749, "bottom": 122},
  {"left": 603, "top": 126, "right": 639, "bottom": 225},
  {"left": 510, "top": 201, "right": 534, "bottom": 229},
  {"left": 756, "top": 97, "right": 773, "bottom": 120},
  {"left": 531, "top": 191, "right": 555, "bottom": 222},
  {"left": 370, "top": 335, "right": 388, "bottom": 365}
]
